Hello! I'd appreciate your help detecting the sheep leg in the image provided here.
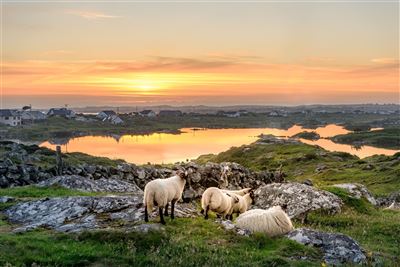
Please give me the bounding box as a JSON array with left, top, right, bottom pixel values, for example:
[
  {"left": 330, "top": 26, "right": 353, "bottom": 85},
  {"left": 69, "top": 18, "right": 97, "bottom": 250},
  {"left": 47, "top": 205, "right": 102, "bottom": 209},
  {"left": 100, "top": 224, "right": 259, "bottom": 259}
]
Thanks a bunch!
[
  {"left": 170, "top": 200, "right": 177, "bottom": 219},
  {"left": 159, "top": 207, "right": 166, "bottom": 225},
  {"left": 164, "top": 203, "right": 169, "bottom": 216},
  {"left": 204, "top": 206, "right": 209, "bottom": 220},
  {"left": 144, "top": 205, "right": 149, "bottom": 222}
]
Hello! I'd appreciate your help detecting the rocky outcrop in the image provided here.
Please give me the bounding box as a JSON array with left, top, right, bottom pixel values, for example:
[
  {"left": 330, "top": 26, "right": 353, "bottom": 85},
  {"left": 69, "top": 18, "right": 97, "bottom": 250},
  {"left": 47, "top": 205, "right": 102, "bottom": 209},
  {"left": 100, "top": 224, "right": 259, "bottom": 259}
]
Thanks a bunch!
[
  {"left": 287, "top": 228, "right": 366, "bottom": 265},
  {"left": 4, "top": 195, "right": 198, "bottom": 233},
  {"left": 37, "top": 175, "right": 142, "bottom": 193},
  {"left": 333, "top": 183, "right": 377, "bottom": 205},
  {"left": 254, "top": 183, "right": 343, "bottom": 220},
  {"left": 377, "top": 191, "right": 400, "bottom": 210}
]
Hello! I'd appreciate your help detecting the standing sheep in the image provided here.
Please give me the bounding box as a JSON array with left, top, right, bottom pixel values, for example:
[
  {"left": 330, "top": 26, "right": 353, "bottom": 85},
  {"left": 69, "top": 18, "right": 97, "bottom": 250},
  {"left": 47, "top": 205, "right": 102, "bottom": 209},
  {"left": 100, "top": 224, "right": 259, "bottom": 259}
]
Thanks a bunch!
[
  {"left": 228, "top": 191, "right": 255, "bottom": 220},
  {"left": 143, "top": 170, "right": 189, "bottom": 225},
  {"left": 201, "top": 187, "right": 239, "bottom": 219},
  {"left": 235, "top": 206, "right": 294, "bottom": 237}
]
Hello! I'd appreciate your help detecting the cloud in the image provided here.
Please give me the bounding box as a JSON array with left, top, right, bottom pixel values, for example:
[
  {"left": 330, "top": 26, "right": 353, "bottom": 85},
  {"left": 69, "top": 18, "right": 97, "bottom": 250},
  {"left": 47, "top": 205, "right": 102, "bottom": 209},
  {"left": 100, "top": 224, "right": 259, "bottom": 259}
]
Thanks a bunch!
[
  {"left": 66, "top": 10, "right": 120, "bottom": 20},
  {"left": 371, "top": 58, "right": 399, "bottom": 65},
  {"left": 41, "top": 50, "right": 74, "bottom": 56}
]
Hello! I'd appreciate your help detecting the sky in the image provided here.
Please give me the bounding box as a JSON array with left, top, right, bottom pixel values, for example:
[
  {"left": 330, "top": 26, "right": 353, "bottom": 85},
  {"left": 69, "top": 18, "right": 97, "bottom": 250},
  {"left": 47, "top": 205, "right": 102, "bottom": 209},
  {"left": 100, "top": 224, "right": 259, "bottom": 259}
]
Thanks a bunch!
[{"left": 2, "top": 1, "right": 399, "bottom": 108}]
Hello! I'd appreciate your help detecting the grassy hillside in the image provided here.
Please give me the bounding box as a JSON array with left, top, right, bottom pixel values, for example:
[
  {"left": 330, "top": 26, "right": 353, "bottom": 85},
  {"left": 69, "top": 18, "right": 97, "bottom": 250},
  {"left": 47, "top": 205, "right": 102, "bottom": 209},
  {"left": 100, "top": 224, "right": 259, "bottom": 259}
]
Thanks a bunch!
[
  {"left": 197, "top": 141, "right": 400, "bottom": 195},
  {"left": 332, "top": 128, "right": 400, "bottom": 150}
]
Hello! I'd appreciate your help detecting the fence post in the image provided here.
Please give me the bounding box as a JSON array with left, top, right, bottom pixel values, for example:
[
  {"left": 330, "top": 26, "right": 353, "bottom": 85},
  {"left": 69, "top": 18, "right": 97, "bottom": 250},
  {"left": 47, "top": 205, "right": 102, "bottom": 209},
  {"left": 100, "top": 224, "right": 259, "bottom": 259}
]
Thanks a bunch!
[{"left": 56, "top": 146, "right": 63, "bottom": 175}]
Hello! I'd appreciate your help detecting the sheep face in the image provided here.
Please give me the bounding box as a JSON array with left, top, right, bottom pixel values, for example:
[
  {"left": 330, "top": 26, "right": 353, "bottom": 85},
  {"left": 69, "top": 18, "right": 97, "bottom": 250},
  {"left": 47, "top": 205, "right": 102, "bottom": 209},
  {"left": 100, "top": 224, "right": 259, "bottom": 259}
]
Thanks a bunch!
[{"left": 249, "top": 190, "right": 255, "bottom": 204}]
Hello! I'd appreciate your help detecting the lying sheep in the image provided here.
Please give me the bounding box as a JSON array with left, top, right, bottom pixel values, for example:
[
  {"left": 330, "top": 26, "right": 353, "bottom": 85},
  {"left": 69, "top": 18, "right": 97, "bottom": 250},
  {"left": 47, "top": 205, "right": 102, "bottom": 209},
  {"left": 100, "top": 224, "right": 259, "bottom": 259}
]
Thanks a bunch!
[
  {"left": 228, "top": 191, "right": 255, "bottom": 220},
  {"left": 235, "top": 206, "right": 294, "bottom": 237},
  {"left": 201, "top": 187, "right": 239, "bottom": 219},
  {"left": 144, "top": 170, "right": 189, "bottom": 225},
  {"left": 222, "top": 188, "right": 252, "bottom": 196}
]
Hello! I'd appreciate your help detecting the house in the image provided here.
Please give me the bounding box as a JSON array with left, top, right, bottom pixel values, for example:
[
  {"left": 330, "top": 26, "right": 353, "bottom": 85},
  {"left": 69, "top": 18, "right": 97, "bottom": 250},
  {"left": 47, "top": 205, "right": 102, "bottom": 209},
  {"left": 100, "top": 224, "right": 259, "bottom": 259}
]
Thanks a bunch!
[
  {"left": 20, "top": 110, "right": 47, "bottom": 122},
  {"left": 47, "top": 108, "right": 76, "bottom": 118},
  {"left": 158, "top": 110, "right": 183, "bottom": 117},
  {"left": 0, "top": 109, "right": 22, "bottom": 126},
  {"left": 97, "top": 110, "right": 117, "bottom": 120},
  {"left": 139, "top": 110, "right": 156, "bottom": 117},
  {"left": 102, "top": 115, "right": 124, "bottom": 124},
  {"left": 217, "top": 111, "right": 241, "bottom": 118}
]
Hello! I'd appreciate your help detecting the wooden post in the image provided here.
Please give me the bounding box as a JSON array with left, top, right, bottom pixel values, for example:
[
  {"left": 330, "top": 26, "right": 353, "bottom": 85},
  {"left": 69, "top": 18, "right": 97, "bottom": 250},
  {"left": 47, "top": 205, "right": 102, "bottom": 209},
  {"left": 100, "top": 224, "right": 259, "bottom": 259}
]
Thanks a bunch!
[{"left": 56, "top": 146, "right": 63, "bottom": 175}]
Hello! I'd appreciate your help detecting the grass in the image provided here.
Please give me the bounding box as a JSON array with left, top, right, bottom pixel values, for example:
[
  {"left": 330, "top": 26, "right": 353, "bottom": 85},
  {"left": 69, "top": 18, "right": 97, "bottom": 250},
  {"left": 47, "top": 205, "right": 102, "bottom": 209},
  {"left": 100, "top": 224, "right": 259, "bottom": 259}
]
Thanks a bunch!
[
  {"left": 196, "top": 141, "right": 400, "bottom": 195},
  {"left": 332, "top": 128, "right": 400, "bottom": 150},
  {"left": 0, "top": 218, "right": 321, "bottom": 267},
  {"left": 0, "top": 185, "right": 102, "bottom": 199},
  {"left": 304, "top": 188, "right": 400, "bottom": 265}
]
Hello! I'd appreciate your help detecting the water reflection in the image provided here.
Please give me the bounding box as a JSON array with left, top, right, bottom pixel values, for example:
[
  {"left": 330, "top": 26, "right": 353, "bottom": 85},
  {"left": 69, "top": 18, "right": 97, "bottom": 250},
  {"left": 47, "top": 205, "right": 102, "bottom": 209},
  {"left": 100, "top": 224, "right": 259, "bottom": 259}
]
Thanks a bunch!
[{"left": 40, "top": 125, "right": 399, "bottom": 164}]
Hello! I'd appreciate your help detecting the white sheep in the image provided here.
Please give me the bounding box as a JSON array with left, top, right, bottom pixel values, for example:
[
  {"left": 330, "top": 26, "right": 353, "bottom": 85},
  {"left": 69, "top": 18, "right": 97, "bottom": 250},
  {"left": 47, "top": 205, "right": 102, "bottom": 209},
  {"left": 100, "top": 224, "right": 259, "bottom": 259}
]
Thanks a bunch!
[
  {"left": 228, "top": 191, "right": 255, "bottom": 220},
  {"left": 200, "top": 187, "right": 239, "bottom": 219},
  {"left": 235, "top": 206, "right": 294, "bottom": 237},
  {"left": 143, "top": 170, "right": 188, "bottom": 225},
  {"left": 222, "top": 188, "right": 253, "bottom": 196}
]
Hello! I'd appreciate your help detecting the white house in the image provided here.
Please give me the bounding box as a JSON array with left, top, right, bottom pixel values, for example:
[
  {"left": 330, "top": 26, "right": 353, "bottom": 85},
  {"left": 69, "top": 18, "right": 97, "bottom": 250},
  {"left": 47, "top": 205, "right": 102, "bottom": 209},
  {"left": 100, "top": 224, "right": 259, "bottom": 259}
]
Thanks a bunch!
[
  {"left": 97, "top": 110, "right": 117, "bottom": 120},
  {"left": 0, "top": 109, "right": 22, "bottom": 126},
  {"left": 102, "top": 115, "right": 124, "bottom": 124},
  {"left": 139, "top": 110, "right": 156, "bottom": 117}
]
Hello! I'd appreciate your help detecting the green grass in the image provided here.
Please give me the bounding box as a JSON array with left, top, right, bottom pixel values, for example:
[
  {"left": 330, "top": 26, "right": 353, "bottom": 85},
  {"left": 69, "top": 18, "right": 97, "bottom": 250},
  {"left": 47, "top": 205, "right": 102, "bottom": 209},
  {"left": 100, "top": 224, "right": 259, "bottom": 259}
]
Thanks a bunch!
[
  {"left": 304, "top": 188, "right": 400, "bottom": 265},
  {"left": 196, "top": 142, "right": 400, "bottom": 195},
  {"left": 0, "top": 218, "right": 320, "bottom": 267},
  {"left": 332, "top": 128, "right": 400, "bottom": 150},
  {"left": 0, "top": 185, "right": 101, "bottom": 198}
]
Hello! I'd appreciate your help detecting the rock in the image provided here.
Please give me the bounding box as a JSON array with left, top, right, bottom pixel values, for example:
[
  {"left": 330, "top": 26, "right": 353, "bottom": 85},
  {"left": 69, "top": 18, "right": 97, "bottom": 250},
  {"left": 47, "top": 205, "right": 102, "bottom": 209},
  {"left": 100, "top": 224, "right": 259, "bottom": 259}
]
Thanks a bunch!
[
  {"left": 376, "top": 191, "right": 400, "bottom": 208},
  {"left": 37, "top": 175, "right": 142, "bottom": 193},
  {"left": 254, "top": 183, "right": 343, "bottom": 220},
  {"left": 4, "top": 194, "right": 198, "bottom": 233},
  {"left": 302, "top": 179, "right": 313, "bottom": 186},
  {"left": 333, "top": 183, "right": 377, "bottom": 205},
  {"left": 287, "top": 228, "right": 366, "bottom": 265},
  {"left": 215, "top": 219, "right": 251, "bottom": 236},
  {"left": 5, "top": 195, "right": 143, "bottom": 233},
  {"left": 0, "top": 196, "right": 14, "bottom": 203}
]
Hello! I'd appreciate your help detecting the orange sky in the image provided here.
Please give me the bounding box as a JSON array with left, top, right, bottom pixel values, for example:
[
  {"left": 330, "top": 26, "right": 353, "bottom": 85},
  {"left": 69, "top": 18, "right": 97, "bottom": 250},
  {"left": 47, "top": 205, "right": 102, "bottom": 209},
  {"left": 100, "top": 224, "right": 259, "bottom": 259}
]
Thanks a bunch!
[{"left": 2, "top": 2, "right": 399, "bottom": 108}]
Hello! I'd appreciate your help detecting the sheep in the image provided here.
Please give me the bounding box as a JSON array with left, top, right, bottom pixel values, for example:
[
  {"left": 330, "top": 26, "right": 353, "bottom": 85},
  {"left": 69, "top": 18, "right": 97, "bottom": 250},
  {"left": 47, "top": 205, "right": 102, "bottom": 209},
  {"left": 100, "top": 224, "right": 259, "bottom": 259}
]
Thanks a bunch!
[
  {"left": 143, "top": 170, "right": 189, "bottom": 225},
  {"left": 228, "top": 191, "right": 255, "bottom": 220},
  {"left": 235, "top": 206, "right": 294, "bottom": 237},
  {"left": 222, "top": 188, "right": 253, "bottom": 196},
  {"left": 200, "top": 187, "right": 239, "bottom": 219}
]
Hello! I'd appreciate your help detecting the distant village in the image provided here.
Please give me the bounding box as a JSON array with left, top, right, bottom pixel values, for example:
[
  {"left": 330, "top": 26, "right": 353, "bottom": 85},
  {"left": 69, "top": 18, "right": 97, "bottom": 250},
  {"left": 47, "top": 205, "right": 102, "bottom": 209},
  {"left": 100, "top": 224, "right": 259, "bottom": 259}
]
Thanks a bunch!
[{"left": 0, "top": 104, "right": 399, "bottom": 127}]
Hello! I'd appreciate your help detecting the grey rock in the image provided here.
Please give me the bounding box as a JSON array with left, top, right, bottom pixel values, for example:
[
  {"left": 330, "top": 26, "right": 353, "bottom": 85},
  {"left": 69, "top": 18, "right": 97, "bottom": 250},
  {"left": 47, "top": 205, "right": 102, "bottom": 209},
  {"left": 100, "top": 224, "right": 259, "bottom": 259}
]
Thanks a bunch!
[
  {"left": 287, "top": 228, "right": 366, "bottom": 265},
  {"left": 254, "top": 183, "right": 343, "bottom": 219},
  {"left": 0, "top": 196, "right": 14, "bottom": 203},
  {"left": 216, "top": 219, "right": 251, "bottom": 236},
  {"left": 376, "top": 191, "right": 400, "bottom": 208},
  {"left": 4, "top": 194, "right": 198, "bottom": 233},
  {"left": 37, "top": 175, "right": 142, "bottom": 193},
  {"left": 333, "top": 183, "right": 377, "bottom": 205}
]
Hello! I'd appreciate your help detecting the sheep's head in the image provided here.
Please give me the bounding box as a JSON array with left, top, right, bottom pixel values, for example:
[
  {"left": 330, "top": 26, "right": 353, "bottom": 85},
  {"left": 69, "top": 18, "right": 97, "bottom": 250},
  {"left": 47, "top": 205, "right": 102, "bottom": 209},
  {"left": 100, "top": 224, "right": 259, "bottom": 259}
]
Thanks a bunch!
[{"left": 249, "top": 189, "right": 255, "bottom": 204}]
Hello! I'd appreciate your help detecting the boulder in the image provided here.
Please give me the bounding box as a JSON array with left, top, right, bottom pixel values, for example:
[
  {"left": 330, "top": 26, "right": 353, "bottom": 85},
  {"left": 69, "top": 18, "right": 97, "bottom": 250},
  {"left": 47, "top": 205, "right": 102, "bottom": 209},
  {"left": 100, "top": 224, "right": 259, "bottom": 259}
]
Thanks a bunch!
[
  {"left": 376, "top": 191, "right": 400, "bottom": 209},
  {"left": 287, "top": 228, "right": 366, "bottom": 265},
  {"left": 0, "top": 196, "right": 14, "bottom": 203},
  {"left": 4, "top": 194, "right": 198, "bottom": 233},
  {"left": 254, "top": 183, "right": 343, "bottom": 220},
  {"left": 215, "top": 219, "right": 251, "bottom": 236},
  {"left": 37, "top": 175, "right": 142, "bottom": 193},
  {"left": 333, "top": 183, "right": 377, "bottom": 205}
]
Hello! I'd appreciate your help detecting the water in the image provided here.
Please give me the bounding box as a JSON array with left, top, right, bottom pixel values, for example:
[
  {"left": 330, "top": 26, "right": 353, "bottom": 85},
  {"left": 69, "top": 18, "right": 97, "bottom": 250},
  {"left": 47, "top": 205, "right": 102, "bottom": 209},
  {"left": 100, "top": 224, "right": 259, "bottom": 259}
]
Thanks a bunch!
[{"left": 40, "top": 125, "right": 399, "bottom": 164}]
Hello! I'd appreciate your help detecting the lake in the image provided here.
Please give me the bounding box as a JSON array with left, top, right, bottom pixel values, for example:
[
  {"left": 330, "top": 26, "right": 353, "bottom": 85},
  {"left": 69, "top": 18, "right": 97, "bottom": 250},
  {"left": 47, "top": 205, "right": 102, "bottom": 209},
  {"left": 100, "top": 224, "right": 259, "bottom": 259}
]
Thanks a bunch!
[{"left": 39, "top": 124, "right": 399, "bottom": 164}]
